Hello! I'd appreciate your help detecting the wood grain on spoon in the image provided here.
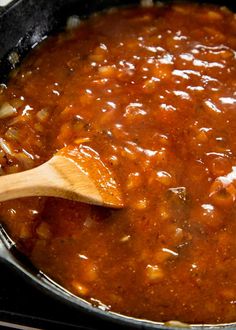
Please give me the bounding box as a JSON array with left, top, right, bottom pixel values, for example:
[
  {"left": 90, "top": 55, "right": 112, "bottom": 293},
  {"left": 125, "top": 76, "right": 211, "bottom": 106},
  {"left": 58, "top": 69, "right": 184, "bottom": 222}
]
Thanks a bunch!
[{"left": 0, "top": 145, "right": 123, "bottom": 208}]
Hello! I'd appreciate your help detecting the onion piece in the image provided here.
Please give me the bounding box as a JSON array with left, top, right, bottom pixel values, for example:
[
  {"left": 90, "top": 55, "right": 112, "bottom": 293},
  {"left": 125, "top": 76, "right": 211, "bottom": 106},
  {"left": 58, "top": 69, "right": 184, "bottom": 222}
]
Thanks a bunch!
[
  {"left": 5, "top": 127, "right": 19, "bottom": 141},
  {"left": 141, "top": 0, "right": 154, "bottom": 7},
  {"left": 0, "top": 102, "right": 17, "bottom": 119},
  {"left": 66, "top": 15, "right": 81, "bottom": 30},
  {"left": 0, "top": 84, "right": 7, "bottom": 94},
  {"left": 0, "top": 137, "right": 14, "bottom": 155},
  {"left": 36, "top": 108, "right": 49, "bottom": 122},
  {"left": 8, "top": 51, "right": 19, "bottom": 67}
]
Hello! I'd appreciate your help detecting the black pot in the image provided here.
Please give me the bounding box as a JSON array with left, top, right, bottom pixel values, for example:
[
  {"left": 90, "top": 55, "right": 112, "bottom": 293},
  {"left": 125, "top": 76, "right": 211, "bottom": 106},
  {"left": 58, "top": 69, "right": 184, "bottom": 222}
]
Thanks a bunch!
[{"left": 0, "top": 1, "right": 235, "bottom": 329}]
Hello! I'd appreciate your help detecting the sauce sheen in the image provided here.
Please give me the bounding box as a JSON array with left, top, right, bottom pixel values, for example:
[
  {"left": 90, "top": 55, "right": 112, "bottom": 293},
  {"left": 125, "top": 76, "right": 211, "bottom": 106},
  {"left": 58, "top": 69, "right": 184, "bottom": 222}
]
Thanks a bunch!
[{"left": 0, "top": 2, "right": 236, "bottom": 324}]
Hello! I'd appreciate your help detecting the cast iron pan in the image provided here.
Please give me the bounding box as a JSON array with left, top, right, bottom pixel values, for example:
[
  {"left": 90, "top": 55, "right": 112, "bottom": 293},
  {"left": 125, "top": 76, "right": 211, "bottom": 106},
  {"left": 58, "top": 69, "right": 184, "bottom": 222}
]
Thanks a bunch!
[{"left": 0, "top": 0, "right": 236, "bottom": 329}]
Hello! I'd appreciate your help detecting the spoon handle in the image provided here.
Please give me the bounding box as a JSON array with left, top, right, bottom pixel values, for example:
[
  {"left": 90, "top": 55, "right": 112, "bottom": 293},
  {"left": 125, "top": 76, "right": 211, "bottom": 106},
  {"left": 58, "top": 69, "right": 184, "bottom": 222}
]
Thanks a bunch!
[
  {"left": 0, "top": 156, "right": 103, "bottom": 204},
  {"left": 0, "top": 162, "right": 58, "bottom": 201}
]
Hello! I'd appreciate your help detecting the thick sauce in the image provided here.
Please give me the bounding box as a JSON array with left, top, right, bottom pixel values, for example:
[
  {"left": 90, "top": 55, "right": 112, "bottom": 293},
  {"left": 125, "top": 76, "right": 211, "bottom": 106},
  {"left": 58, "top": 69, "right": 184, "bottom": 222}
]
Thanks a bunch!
[{"left": 0, "top": 2, "right": 236, "bottom": 324}]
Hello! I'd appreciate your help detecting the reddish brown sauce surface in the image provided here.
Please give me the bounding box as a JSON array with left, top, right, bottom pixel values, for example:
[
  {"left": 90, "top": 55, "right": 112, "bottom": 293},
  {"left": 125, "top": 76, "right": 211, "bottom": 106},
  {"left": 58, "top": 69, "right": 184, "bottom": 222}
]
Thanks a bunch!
[{"left": 0, "top": 2, "right": 236, "bottom": 324}]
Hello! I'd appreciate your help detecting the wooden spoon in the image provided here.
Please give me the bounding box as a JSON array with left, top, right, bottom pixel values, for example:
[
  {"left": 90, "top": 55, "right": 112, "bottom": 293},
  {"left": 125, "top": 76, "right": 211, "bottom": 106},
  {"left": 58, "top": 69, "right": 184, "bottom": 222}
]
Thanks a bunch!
[{"left": 0, "top": 145, "right": 123, "bottom": 208}]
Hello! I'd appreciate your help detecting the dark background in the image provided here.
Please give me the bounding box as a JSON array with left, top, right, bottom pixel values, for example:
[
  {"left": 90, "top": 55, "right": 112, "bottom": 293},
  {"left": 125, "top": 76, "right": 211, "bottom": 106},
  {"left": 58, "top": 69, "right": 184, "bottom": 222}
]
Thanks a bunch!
[{"left": 0, "top": 262, "right": 118, "bottom": 330}]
